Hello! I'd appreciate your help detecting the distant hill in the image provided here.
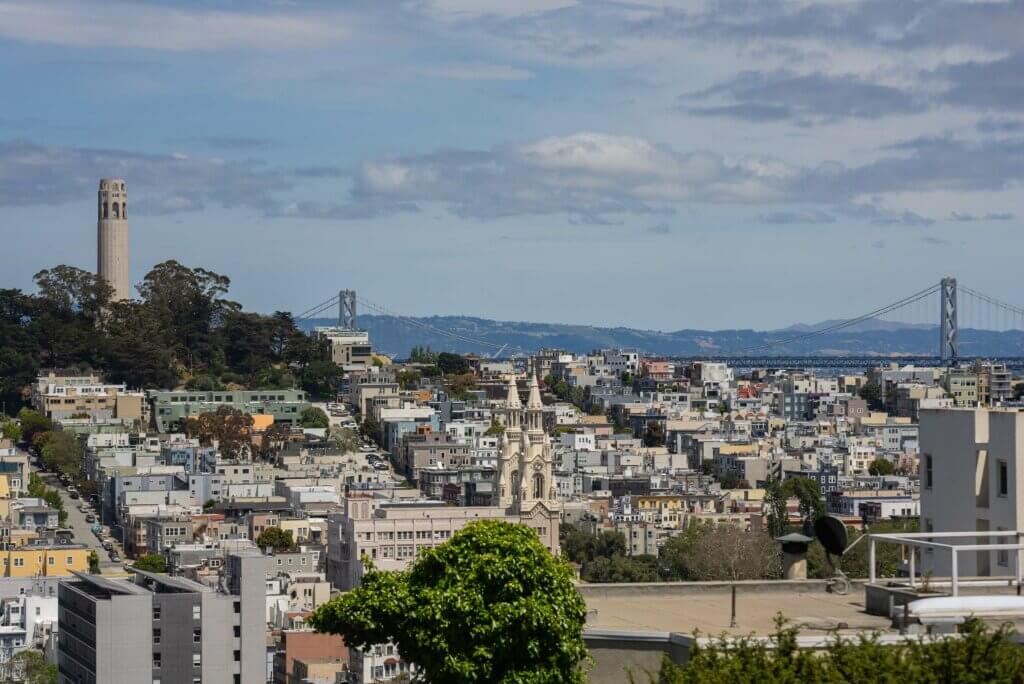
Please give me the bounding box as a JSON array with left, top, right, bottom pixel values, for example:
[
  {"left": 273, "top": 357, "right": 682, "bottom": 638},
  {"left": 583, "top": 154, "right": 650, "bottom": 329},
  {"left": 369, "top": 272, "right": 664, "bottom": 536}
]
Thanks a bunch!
[{"left": 299, "top": 315, "right": 1024, "bottom": 358}]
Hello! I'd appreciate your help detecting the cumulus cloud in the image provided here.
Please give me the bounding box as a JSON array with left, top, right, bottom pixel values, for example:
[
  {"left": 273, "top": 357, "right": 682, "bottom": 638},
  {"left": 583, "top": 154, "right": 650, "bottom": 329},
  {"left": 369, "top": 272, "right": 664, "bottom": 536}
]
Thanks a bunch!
[{"left": 0, "top": 0, "right": 350, "bottom": 51}]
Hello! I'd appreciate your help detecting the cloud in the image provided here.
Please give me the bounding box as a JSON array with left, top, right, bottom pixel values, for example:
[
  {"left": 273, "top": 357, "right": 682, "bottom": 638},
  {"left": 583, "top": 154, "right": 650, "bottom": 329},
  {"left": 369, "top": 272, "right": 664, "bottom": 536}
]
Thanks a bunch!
[
  {"left": 646, "top": 223, "right": 672, "bottom": 235},
  {"left": 0, "top": 1, "right": 350, "bottom": 51},
  {"left": 760, "top": 209, "right": 835, "bottom": 224},
  {"left": 949, "top": 211, "right": 1015, "bottom": 223},
  {"left": 871, "top": 240, "right": 885, "bottom": 249},
  {"left": 920, "top": 236, "right": 948, "bottom": 246},
  {"left": 0, "top": 138, "right": 284, "bottom": 213},
  {"left": 334, "top": 131, "right": 1024, "bottom": 222},
  {"left": 201, "top": 136, "right": 273, "bottom": 150},
  {"left": 683, "top": 70, "right": 927, "bottom": 123},
  {"left": 419, "top": 62, "right": 533, "bottom": 81},
  {"left": 132, "top": 194, "right": 204, "bottom": 216},
  {"left": 293, "top": 166, "right": 347, "bottom": 178},
  {"left": 939, "top": 53, "right": 1024, "bottom": 113},
  {"left": 977, "top": 118, "right": 1024, "bottom": 134}
]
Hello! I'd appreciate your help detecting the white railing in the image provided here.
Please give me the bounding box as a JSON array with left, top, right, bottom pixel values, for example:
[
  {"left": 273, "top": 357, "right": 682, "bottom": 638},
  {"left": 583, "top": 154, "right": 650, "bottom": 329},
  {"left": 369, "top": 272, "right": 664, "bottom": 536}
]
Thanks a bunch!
[{"left": 869, "top": 530, "right": 1024, "bottom": 597}]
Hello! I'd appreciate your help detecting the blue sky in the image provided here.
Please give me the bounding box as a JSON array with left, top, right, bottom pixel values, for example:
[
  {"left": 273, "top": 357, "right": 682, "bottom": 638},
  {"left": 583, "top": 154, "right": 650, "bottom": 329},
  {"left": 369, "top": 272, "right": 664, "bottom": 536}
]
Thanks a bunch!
[{"left": 2, "top": 0, "right": 1023, "bottom": 330}]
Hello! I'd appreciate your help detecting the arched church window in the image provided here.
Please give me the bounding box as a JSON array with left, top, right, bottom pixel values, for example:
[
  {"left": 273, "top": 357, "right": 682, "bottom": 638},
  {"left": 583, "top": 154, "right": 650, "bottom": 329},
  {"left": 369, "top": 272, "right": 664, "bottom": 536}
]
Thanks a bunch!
[{"left": 533, "top": 473, "right": 544, "bottom": 499}]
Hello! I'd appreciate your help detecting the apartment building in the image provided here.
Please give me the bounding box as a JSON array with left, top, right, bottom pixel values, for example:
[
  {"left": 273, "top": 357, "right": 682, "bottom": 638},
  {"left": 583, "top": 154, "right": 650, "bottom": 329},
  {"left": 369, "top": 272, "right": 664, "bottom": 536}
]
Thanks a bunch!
[
  {"left": 57, "top": 551, "right": 266, "bottom": 684},
  {"left": 920, "top": 408, "right": 1024, "bottom": 577},
  {"left": 32, "top": 370, "right": 146, "bottom": 424},
  {"left": 147, "top": 389, "right": 311, "bottom": 432}
]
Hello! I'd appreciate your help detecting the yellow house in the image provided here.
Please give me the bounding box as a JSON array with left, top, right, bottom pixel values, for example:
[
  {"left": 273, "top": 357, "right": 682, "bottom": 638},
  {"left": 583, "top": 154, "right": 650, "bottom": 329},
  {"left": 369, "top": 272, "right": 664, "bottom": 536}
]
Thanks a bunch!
[
  {"left": 1, "top": 546, "right": 91, "bottom": 577},
  {"left": 635, "top": 495, "right": 686, "bottom": 528}
]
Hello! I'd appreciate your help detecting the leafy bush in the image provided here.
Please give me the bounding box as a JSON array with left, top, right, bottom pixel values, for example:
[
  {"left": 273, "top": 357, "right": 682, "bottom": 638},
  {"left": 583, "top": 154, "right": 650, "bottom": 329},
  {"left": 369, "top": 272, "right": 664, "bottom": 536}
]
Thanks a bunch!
[{"left": 640, "top": 617, "right": 1024, "bottom": 684}]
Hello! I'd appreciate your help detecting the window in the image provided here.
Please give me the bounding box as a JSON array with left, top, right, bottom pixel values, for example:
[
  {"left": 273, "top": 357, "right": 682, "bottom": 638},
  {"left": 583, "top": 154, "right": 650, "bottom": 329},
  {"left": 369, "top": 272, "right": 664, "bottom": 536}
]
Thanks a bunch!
[
  {"left": 153, "top": 629, "right": 161, "bottom": 644},
  {"left": 925, "top": 454, "right": 933, "bottom": 489},
  {"left": 233, "top": 625, "right": 240, "bottom": 638},
  {"left": 153, "top": 605, "right": 161, "bottom": 620},
  {"left": 153, "top": 653, "right": 161, "bottom": 668},
  {"left": 192, "top": 653, "right": 201, "bottom": 667},
  {"left": 998, "top": 460, "right": 1009, "bottom": 497},
  {"left": 193, "top": 628, "right": 201, "bottom": 643},
  {"left": 192, "top": 605, "right": 201, "bottom": 620},
  {"left": 48, "top": 557, "right": 54, "bottom": 565}
]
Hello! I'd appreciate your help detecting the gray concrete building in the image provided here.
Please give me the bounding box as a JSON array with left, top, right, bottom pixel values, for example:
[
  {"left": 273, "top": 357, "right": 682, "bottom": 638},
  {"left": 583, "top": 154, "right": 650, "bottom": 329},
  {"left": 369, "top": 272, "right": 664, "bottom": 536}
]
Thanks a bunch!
[
  {"left": 58, "top": 550, "right": 267, "bottom": 684},
  {"left": 147, "top": 389, "right": 311, "bottom": 432},
  {"left": 97, "top": 178, "right": 130, "bottom": 301}
]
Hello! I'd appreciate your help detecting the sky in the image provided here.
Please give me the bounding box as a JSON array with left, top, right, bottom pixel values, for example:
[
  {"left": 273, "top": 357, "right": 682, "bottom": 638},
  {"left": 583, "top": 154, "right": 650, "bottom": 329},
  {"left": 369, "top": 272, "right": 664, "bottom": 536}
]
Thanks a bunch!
[{"left": 1, "top": 0, "right": 1023, "bottom": 331}]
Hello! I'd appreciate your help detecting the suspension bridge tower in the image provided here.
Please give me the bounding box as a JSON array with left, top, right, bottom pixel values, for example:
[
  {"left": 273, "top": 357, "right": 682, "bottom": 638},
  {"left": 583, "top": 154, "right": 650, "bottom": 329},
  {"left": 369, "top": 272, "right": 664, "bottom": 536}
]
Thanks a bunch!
[
  {"left": 338, "top": 289, "right": 357, "bottom": 330},
  {"left": 939, "top": 276, "right": 958, "bottom": 366}
]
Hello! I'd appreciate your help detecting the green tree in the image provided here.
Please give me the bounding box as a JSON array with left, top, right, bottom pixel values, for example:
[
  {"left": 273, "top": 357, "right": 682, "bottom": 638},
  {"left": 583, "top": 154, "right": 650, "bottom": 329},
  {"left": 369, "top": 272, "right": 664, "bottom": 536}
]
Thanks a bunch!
[
  {"left": 16, "top": 408, "right": 51, "bottom": 446},
  {"left": 256, "top": 527, "right": 295, "bottom": 552},
  {"left": 186, "top": 406, "right": 254, "bottom": 460},
  {"left": 396, "top": 368, "right": 421, "bottom": 390},
  {"left": 359, "top": 415, "right": 380, "bottom": 442},
  {"left": 6, "top": 648, "right": 58, "bottom": 684},
  {"left": 484, "top": 418, "right": 506, "bottom": 437},
  {"left": 867, "top": 458, "right": 896, "bottom": 476},
  {"left": 642, "top": 421, "right": 665, "bottom": 447},
  {"left": 436, "top": 352, "right": 470, "bottom": 376},
  {"left": 763, "top": 478, "right": 790, "bottom": 539},
  {"left": 299, "top": 406, "right": 330, "bottom": 428},
  {"left": 858, "top": 381, "right": 884, "bottom": 410},
  {"left": 311, "top": 520, "right": 588, "bottom": 683},
  {"left": 328, "top": 426, "right": 361, "bottom": 453},
  {"left": 445, "top": 372, "right": 477, "bottom": 400},
  {"left": 1, "top": 420, "right": 21, "bottom": 442},
  {"left": 88, "top": 551, "right": 101, "bottom": 574},
  {"left": 40, "top": 489, "right": 67, "bottom": 526},
  {"left": 40, "top": 430, "right": 81, "bottom": 479},
  {"left": 133, "top": 554, "right": 167, "bottom": 573},
  {"left": 783, "top": 477, "right": 825, "bottom": 530}
]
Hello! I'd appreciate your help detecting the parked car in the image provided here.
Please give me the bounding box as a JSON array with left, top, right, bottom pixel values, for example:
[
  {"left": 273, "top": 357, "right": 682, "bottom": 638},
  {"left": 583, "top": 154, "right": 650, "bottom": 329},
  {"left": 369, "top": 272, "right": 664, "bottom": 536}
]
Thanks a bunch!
[
  {"left": 85, "top": 514, "right": 95, "bottom": 523},
  {"left": 69, "top": 492, "right": 80, "bottom": 500},
  {"left": 108, "top": 552, "right": 120, "bottom": 562}
]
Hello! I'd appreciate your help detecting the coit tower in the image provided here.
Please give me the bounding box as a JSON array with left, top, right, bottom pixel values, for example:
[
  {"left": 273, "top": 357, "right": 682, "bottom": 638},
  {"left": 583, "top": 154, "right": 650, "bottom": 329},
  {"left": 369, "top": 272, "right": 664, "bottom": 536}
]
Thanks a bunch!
[{"left": 97, "top": 178, "right": 130, "bottom": 300}]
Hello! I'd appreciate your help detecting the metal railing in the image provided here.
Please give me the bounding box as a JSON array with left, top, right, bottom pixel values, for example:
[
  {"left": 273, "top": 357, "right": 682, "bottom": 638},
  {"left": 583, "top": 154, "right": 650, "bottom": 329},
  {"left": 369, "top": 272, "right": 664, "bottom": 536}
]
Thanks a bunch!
[{"left": 869, "top": 530, "right": 1024, "bottom": 596}]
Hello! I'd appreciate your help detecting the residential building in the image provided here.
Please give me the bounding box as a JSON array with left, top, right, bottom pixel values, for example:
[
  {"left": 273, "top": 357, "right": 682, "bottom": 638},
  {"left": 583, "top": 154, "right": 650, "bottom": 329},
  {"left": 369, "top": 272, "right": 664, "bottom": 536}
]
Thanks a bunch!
[
  {"left": 147, "top": 389, "right": 311, "bottom": 432},
  {"left": 57, "top": 550, "right": 266, "bottom": 684}
]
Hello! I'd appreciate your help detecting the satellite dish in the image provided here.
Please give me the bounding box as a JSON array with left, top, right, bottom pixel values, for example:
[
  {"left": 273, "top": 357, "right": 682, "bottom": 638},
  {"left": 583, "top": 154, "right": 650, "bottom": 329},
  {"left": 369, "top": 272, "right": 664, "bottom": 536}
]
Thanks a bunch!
[{"left": 815, "top": 515, "right": 849, "bottom": 557}]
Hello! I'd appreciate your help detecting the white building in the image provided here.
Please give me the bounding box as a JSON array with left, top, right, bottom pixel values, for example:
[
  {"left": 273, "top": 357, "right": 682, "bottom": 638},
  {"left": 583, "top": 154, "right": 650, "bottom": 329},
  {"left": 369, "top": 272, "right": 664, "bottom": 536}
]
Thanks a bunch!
[{"left": 920, "top": 408, "right": 1024, "bottom": 577}]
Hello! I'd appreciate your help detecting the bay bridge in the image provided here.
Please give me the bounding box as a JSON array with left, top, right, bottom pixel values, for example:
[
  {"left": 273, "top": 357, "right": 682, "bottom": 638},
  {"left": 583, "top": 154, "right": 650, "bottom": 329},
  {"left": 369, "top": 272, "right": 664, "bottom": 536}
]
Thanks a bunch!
[{"left": 295, "top": 278, "right": 1024, "bottom": 369}]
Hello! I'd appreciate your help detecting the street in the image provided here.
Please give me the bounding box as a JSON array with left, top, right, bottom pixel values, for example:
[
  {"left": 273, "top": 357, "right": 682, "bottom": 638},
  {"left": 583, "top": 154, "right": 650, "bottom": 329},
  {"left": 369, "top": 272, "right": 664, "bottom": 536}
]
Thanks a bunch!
[{"left": 34, "top": 467, "right": 125, "bottom": 574}]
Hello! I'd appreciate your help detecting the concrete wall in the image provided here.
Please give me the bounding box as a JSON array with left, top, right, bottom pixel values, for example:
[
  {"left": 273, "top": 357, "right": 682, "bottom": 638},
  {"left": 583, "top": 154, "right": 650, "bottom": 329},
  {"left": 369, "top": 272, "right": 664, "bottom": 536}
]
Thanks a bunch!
[{"left": 584, "top": 631, "right": 692, "bottom": 684}]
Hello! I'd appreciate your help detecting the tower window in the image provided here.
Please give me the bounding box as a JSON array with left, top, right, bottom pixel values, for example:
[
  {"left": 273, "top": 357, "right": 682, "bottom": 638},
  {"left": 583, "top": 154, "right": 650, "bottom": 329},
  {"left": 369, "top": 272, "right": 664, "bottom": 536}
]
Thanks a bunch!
[
  {"left": 122, "top": 202, "right": 127, "bottom": 219},
  {"left": 103, "top": 201, "right": 109, "bottom": 219},
  {"left": 112, "top": 202, "right": 120, "bottom": 219},
  {"left": 533, "top": 473, "right": 544, "bottom": 499}
]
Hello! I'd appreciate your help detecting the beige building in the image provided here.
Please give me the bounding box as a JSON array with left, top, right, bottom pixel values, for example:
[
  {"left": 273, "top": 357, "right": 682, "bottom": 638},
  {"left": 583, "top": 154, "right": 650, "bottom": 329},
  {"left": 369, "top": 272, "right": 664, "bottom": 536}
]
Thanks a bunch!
[
  {"left": 328, "top": 375, "right": 560, "bottom": 591},
  {"left": 920, "top": 408, "right": 1024, "bottom": 577},
  {"left": 314, "top": 327, "right": 373, "bottom": 369},
  {"left": 31, "top": 370, "right": 145, "bottom": 424}
]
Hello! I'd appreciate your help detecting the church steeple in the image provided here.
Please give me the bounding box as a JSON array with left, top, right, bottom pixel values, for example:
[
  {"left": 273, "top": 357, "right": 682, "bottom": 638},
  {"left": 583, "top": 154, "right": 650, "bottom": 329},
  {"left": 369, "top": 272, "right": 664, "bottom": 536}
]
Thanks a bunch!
[{"left": 525, "top": 373, "right": 543, "bottom": 433}]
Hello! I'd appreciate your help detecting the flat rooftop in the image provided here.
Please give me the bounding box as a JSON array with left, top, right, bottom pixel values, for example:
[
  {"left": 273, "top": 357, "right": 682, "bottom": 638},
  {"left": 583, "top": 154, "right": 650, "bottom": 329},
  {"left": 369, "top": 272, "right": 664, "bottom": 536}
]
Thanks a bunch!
[{"left": 581, "top": 581, "right": 1024, "bottom": 637}]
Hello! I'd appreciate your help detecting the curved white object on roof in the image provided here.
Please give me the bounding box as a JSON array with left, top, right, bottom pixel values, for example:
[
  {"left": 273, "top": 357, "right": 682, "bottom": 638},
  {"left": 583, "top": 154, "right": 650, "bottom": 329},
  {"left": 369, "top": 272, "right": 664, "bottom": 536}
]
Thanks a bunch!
[{"left": 908, "top": 596, "right": 1024, "bottom": 617}]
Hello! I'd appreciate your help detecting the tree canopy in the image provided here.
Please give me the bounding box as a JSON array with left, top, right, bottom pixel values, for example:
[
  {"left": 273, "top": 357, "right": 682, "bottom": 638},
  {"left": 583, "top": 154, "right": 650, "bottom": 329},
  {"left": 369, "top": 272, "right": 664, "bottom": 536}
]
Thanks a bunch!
[
  {"left": 132, "top": 554, "right": 167, "bottom": 573},
  {"left": 256, "top": 526, "right": 296, "bottom": 552},
  {"left": 299, "top": 406, "right": 330, "bottom": 428},
  {"left": 311, "top": 520, "right": 588, "bottom": 683},
  {"left": 1, "top": 261, "right": 327, "bottom": 415},
  {"left": 868, "top": 458, "right": 896, "bottom": 476}
]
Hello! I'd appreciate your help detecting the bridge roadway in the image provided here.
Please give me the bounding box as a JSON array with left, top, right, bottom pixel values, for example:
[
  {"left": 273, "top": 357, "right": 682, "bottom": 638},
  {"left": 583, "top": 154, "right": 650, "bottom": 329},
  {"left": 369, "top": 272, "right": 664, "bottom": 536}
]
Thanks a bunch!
[{"left": 666, "top": 356, "right": 1024, "bottom": 371}]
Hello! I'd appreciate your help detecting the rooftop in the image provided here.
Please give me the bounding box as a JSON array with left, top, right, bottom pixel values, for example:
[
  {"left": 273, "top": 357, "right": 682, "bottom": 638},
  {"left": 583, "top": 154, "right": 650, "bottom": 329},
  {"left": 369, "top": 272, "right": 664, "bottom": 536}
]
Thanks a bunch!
[{"left": 580, "top": 581, "right": 1024, "bottom": 637}]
